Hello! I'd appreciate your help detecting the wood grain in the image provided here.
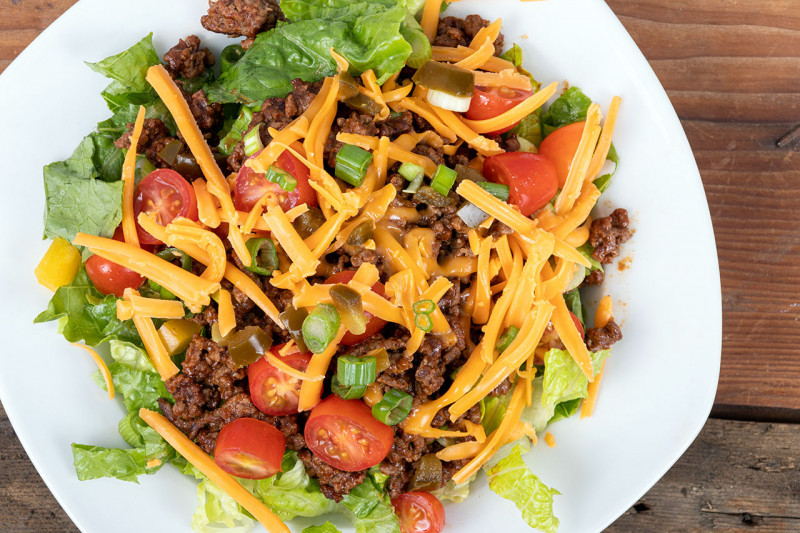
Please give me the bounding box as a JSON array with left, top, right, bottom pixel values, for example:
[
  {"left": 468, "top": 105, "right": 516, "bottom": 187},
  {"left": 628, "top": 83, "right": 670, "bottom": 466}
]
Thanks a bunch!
[
  {"left": 607, "top": 419, "right": 800, "bottom": 532},
  {"left": 1, "top": 0, "right": 800, "bottom": 532}
]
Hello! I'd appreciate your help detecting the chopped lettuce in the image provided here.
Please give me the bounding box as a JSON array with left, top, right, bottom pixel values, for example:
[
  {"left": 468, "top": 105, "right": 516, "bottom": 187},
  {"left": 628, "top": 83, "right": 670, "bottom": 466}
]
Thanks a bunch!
[
  {"left": 207, "top": 0, "right": 423, "bottom": 105},
  {"left": 541, "top": 87, "right": 592, "bottom": 137},
  {"left": 563, "top": 288, "right": 585, "bottom": 326},
  {"left": 303, "top": 523, "right": 343, "bottom": 533},
  {"left": 500, "top": 44, "right": 544, "bottom": 147},
  {"left": 192, "top": 475, "right": 256, "bottom": 533},
  {"left": 85, "top": 33, "right": 161, "bottom": 113},
  {"left": 519, "top": 376, "right": 555, "bottom": 435},
  {"left": 480, "top": 390, "right": 513, "bottom": 435},
  {"left": 34, "top": 268, "right": 140, "bottom": 346},
  {"left": 42, "top": 136, "right": 124, "bottom": 242},
  {"left": 254, "top": 452, "right": 338, "bottom": 520},
  {"left": 487, "top": 445, "right": 560, "bottom": 533},
  {"left": 542, "top": 348, "right": 610, "bottom": 407},
  {"left": 340, "top": 476, "right": 400, "bottom": 533},
  {"left": 432, "top": 478, "right": 473, "bottom": 503},
  {"left": 577, "top": 243, "right": 603, "bottom": 273},
  {"left": 593, "top": 143, "right": 619, "bottom": 193}
]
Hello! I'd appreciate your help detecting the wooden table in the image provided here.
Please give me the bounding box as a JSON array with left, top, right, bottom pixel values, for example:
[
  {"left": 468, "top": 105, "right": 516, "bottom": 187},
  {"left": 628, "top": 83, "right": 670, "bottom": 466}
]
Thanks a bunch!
[{"left": 2, "top": 0, "right": 799, "bottom": 531}]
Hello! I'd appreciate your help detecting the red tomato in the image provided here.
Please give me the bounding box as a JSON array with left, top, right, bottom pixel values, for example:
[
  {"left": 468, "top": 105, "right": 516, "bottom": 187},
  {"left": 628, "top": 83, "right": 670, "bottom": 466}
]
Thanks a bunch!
[
  {"left": 325, "top": 270, "right": 388, "bottom": 345},
  {"left": 464, "top": 85, "right": 534, "bottom": 135},
  {"left": 214, "top": 418, "right": 286, "bottom": 479},
  {"left": 392, "top": 492, "right": 446, "bottom": 533},
  {"left": 483, "top": 152, "right": 558, "bottom": 216},
  {"left": 235, "top": 150, "right": 317, "bottom": 212},
  {"left": 133, "top": 169, "right": 198, "bottom": 245},
  {"left": 538, "top": 121, "right": 585, "bottom": 188},
  {"left": 248, "top": 344, "right": 312, "bottom": 416},
  {"left": 304, "top": 395, "right": 393, "bottom": 471},
  {"left": 570, "top": 311, "right": 585, "bottom": 338},
  {"left": 85, "top": 255, "right": 144, "bottom": 297}
]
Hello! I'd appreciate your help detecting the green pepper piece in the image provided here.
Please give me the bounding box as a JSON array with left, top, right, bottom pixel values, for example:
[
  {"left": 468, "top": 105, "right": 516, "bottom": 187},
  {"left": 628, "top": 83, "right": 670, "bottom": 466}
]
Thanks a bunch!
[
  {"left": 330, "top": 284, "right": 367, "bottom": 335},
  {"left": 279, "top": 305, "right": 309, "bottom": 353},
  {"left": 412, "top": 61, "right": 475, "bottom": 97},
  {"left": 346, "top": 220, "right": 375, "bottom": 246},
  {"left": 408, "top": 453, "right": 444, "bottom": 491},
  {"left": 226, "top": 326, "right": 273, "bottom": 368},
  {"left": 245, "top": 238, "right": 279, "bottom": 276},
  {"left": 292, "top": 208, "right": 326, "bottom": 239}
]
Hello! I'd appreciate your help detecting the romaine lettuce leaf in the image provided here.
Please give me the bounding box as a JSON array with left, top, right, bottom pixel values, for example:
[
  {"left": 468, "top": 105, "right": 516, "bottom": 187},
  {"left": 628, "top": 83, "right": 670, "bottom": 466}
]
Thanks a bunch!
[
  {"left": 541, "top": 86, "right": 592, "bottom": 137},
  {"left": 563, "top": 288, "right": 585, "bottom": 326},
  {"left": 303, "top": 523, "right": 342, "bottom": 533},
  {"left": 542, "top": 348, "right": 610, "bottom": 407},
  {"left": 593, "top": 143, "right": 619, "bottom": 193},
  {"left": 341, "top": 477, "right": 401, "bottom": 533},
  {"left": 34, "top": 267, "right": 140, "bottom": 346},
  {"left": 207, "top": 0, "right": 417, "bottom": 105},
  {"left": 42, "top": 137, "right": 124, "bottom": 242},
  {"left": 71, "top": 444, "right": 153, "bottom": 483},
  {"left": 480, "top": 390, "right": 513, "bottom": 435},
  {"left": 501, "top": 44, "right": 544, "bottom": 147},
  {"left": 432, "top": 478, "right": 472, "bottom": 503},
  {"left": 548, "top": 398, "right": 582, "bottom": 424},
  {"left": 86, "top": 33, "right": 161, "bottom": 113},
  {"left": 254, "top": 452, "right": 338, "bottom": 520},
  {"left": 487, "top": 445, "right": 561, "bottom": 533},
  {"left": 192, "top": 476, "right": 256, "bottom": 533}
]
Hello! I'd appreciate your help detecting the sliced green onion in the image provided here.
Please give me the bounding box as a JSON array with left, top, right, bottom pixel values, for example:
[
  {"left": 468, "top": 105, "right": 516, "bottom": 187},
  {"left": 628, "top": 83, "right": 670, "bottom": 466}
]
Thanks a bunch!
[
  {"left": 218, "top": 106, "right": 254, "bottom": 157},
  {"left": 302, "top": 303, "right": 341, "bottom": 353},
  {"left": 430, "top": 164, "right": 457, "bottom": 196},
  {"left": 265, "top": 165, "right": 297, "bottom": 192},
  {"left": 399, "top": 162, "right": 425, "bottom": 194},
  {"left": 457, "top": 202, "right": 490, "bottom": 228},
  {"left": 414, "top": 313, "right": 433, "bottom": 333},
  {"left": 412, "top": 299, "right": 436, "bottom": 315},
  {"left": 496, "top": 326, "right": 520, "bottom": 353},
  {"left": 478, "top": 181, "right": 510, "bottom": 201},
  {"left": 245, "top": 238, "right": 278, "bottom": 276},
  {"left": 426, "top": 88, "right": 473, "bottom": 112},
  {"left": 335, "top": 144, "right": 373, "bottom": 186},
  {"left": 337, "top": 355, "right": 377, "bottom": 387},
  {"left": 372, "top": 388, "right": 413, "bottom": 425},
  {"left": 243, "top": 124, "right": 264, "bottom": 157},
  {"left": 149, "top": 248, "right": 193, "bottom": 299},
  {"left": 332, "top": 373, "right": 367, "bottom": 400},
  {"left": 398, "top": 162, "right": 424, "bottom": 182}
]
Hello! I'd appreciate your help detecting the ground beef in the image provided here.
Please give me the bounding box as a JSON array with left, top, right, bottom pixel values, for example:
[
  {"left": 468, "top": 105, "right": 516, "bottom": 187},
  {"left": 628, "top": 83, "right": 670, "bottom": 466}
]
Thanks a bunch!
[
  {"left": 582, "top": 268, "right": 605, "bottom": 286},
  {"left": 585, "top": 318, "right": 623, "bottom": 352},
  {"left": 434, "top": 15, "right": 505, "bottom": 56},
  {"left": 201, "top": 0, "right": 284, "bottom": 39},
  {"left": 163, "top": 35, "right": 215, "bottom": 79},
  {"left": 114, "top": 118, "right": 176, "bottom": 167},
  {"left": 298, "top": 450, "right": 367, "bottom": 502},
  {"left": 590, "top": 208, "right": 632, "bottom": 264},
  {"left": 188, "top": 89, "right": 223, "bottom": 134},
  {"left": 378, "top": 111, "right": 415, "bottom": 138},
  {"left": 490, "top": 377, "right": 513, "bottom": 397},
  {"left": 181, "top": 335, "right": 246, "bottom": 402},
  {"left": 414, "top": 337, "right": 447, "bottom": 396}
]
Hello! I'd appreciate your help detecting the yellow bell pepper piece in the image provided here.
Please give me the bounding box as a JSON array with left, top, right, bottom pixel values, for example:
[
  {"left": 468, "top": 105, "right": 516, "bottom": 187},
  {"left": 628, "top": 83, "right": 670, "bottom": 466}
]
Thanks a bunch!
[{"left": 35, "top": 238, "right": 81, "bottom": 291}]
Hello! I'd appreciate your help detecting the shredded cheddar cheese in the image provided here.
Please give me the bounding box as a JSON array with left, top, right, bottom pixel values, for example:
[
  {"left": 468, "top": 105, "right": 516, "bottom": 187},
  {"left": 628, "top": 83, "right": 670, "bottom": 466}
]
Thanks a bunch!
[
  {"left": 216, "top": 289, "right": 236, "bottom": 337},
  {"left": 121, "top": 106, "right": 145, "bottom": 247},
  {"left": 73, "top": 344, "right": 114, "bottom": 399},
  {"left": 460, "top": 81, "right": 557, "bottom": 134}
]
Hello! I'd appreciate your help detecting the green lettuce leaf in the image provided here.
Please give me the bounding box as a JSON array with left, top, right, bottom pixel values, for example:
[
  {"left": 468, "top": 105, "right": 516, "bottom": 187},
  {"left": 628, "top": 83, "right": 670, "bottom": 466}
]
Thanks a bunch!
[
  {"left": 303, "top": 523, "right": 343, "bottom": 533},
  {"left": 548, "top": 398, "right": 582, "bottom": 424},
  {"left": 86, "top": 33, "right": 161, "bottom": 113},
  {"left": 432, "top": 478, "right": 472, "bottom": 503},
  {"left": 563, "top": 288, "right": 585, "bottom": 326},
  {"left": 34, "top": 267, "right": 140, "bottom": 346},
  {"left": 541, "top": 87, "right": 592, "bottom": 137},
  {"left": 254, "top": 452, "right": 338, "bottom": 520},
  {"left": 577, "top": 243, "right": 603, "bottom": 272},
  {"left": 519, "top": 376, "right": 556, "bottom": 435},
  {"left": 72, "top": 444, "right": 152, "bottom": 483},
  {"left": 480, "top": 390, "right": 513, "bottom": 435},
  {"left": 541, "top": 348, "right": 610, "bottom": 407},
  {"left": 500, "top": 44, "right": 542, "bottom": 147},
  {"left": 108, "top": 339, "right": 157, "bottom": 372},
  {"left": 341, "top": 477, "right": 401, "bottom": 533},
  {"left": 42, "top": 137, "right": 124, "bottom": 242},
  {"left": 192, "top": 475, "right": 256, "bottom": 533},
  {"left": 207, "top": 0, "right": 415, "bottom": 104},
  {"left": 593, "top": 143, "right": 619, "bottom": 193},
  {"left": 487, "top": 445, "right": 561, "bottom": 533}
]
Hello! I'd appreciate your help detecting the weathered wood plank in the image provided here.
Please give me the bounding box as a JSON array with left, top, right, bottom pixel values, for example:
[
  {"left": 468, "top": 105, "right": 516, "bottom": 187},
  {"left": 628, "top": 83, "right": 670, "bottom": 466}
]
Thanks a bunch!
[
  {"left": 607, "top": 419, "right": 800, "bottom": 532},
  {"left": 0, "top": 405, "right": 78, "bottom": 533}
]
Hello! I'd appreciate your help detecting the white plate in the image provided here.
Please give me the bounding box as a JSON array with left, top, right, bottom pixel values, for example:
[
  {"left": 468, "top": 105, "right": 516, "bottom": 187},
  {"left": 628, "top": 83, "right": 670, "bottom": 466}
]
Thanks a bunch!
[{"left": 0, "top": 0, "right": 721, "bottom": 531}]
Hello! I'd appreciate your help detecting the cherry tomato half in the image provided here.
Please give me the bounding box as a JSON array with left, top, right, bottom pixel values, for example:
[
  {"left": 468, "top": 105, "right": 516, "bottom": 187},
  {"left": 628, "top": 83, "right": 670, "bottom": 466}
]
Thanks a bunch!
[
  {"left": 465, "top": 86, "right": 534, "bottom": 135},
  {"left": 538, "top": 121, "right": 585, "bottom": 188},
  {"left": 325, "top": 270, "right": 388, "bottom": 345},
  {"left": 392, "top": 492, "right": 446, "bottom": 533},
  {"left": 236, "top": 150, "right": 317, "bottom": 213},
  {"left": 214, "top": 418, "right": 286, "bottom": 479},
  {"left": 483, "top": 152, "right": 558, "bottom": 216},
  {"left": 85, "top": 226, "right": 144, "bottom": 297},
  {"left": 249, "top": 343, "right": 312, "bottom": 416},
  {"left": 304, "top": 395, "right": 394, "bottom": 471},
  {"left": 85, "top": 255, "right": 144, "bottom": 297},
  {"left": 133, "top": 169, "right": 198, "bottom": 245}
]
